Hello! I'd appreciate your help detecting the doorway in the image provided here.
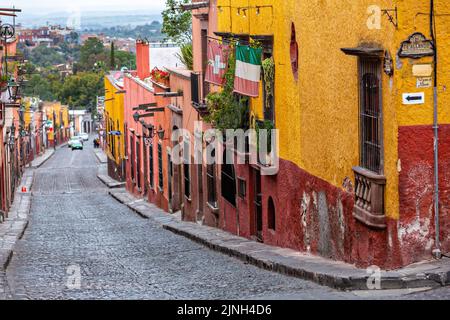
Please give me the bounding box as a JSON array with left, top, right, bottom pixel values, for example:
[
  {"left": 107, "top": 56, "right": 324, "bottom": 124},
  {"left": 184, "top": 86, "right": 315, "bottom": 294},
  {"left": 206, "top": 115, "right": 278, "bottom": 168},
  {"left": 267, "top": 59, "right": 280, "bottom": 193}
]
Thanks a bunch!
[
  {"left": 253, "top": 169, "right": 263, "bottom": 242},
  {"left": 170, "top": 126, "right": 182, "bottom": 213},
  {"left": 136, "top": 139, "right": 141, "bottom": 191},
  {"left": 168, "top": 153, "right": 173, "bottom": 210},
  {"left": 197, "top": 164, "right": 204, "bottom": 223}
]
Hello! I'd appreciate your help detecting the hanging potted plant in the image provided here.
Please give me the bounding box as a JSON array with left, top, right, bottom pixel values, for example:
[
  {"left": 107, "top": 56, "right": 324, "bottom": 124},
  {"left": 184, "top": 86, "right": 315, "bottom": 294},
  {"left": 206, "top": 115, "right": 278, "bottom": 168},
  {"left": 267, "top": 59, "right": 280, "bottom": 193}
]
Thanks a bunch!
[
  {"left": 262, "top": 57, "right": 275, "bottom": 110},
  {"left": 255, "top": 119, "right": 275, "bottom": 166},
  {"left": 0, "top": 74, "right": 9, "bottom": 91},
  {"left": 204, "top": 41, "right": 250, "bottom": 132}
]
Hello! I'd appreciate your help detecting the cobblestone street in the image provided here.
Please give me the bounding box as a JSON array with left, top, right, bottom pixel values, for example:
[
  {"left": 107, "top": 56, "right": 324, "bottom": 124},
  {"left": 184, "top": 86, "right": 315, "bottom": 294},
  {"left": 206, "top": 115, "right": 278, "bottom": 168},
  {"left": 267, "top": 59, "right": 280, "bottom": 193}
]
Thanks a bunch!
[
  {"left": 0, "top": 141, "right": 448, "bottom": 300},
  {"left": 1, "top": 142, "right": 354, "bottom": 300}
]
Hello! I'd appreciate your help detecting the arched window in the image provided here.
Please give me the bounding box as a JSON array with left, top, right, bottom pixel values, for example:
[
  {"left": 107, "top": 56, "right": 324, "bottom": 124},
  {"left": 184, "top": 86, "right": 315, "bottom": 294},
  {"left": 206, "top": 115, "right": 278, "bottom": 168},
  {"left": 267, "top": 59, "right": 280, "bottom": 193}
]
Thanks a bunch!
[
  {"left": 221, "top": 150, "right": 236, "bottom": 207},
  {"left": 360, "top": 59, "right": 382, "bottom": 173},
  {"left": 290, "top": 23, "right": 299, "bottom": 80},
  {"left": 207, "top": 148, "right": 217, "bottom": 208},
  {"left": 268, "top": 197, "right": 276, "bottom": 231},
  {"left": 183, "top": 135, "right": 191, "bottom": 199}
]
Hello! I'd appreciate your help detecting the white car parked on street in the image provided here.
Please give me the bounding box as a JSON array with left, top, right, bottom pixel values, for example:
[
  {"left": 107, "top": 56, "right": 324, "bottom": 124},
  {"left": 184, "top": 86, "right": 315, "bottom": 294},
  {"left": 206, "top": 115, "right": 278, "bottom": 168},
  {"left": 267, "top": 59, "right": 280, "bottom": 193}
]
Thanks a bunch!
[{"left": 80, "top": 133, "right": 89, "bottom": 141}]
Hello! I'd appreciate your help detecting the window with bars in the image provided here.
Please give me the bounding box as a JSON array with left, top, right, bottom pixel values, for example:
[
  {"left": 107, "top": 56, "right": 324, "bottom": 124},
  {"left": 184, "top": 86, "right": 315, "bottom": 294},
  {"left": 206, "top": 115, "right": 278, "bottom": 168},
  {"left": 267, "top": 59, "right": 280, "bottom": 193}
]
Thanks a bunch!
[
  {"left": 149, "top": 143, "right": 154, "bottom": 189},
  {"left": 124, "top": 123, "right": 128, "bottom": 159},
  {"left": 221, "top": 149, "right": 237, "bottom": 207},
  {"left": 158, "top": 143, "right": 163, "bottom": 190},
  {"left": 268, "top": 197, "right": 276, "bottom": 231},
  {"left": 207, "top": 149, "right": 217, "bottom": 208},
  {"left": 184, "top": 138, "right": 191, "bottom": 199},
  {"left": 110, "top": 118, "right": 115, "bottom": 157},
  {"left": 136, "top": 139, "right": 141, "bottom": 189},
  {"left": 359, "top": 58, "right": 383, "bottom": 174},
  {"left": 130, "top": 135, "right": 135, "bottom": 181}
]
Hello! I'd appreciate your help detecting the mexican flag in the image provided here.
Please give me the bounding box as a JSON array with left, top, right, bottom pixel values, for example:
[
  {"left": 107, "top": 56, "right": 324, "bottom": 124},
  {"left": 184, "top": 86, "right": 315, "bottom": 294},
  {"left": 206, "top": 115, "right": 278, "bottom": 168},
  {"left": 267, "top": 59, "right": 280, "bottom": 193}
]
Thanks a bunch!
[{"left": 234, "top": 45, "right": 262, "bottom": 97}]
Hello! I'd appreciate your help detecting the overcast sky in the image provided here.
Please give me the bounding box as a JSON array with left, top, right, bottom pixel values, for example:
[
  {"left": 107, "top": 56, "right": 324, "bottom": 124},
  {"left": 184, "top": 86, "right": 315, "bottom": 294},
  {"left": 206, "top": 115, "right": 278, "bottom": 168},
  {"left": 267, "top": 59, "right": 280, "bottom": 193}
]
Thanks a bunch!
[{"left": 3, "top": 0, "right": 166, "bottom": 15}]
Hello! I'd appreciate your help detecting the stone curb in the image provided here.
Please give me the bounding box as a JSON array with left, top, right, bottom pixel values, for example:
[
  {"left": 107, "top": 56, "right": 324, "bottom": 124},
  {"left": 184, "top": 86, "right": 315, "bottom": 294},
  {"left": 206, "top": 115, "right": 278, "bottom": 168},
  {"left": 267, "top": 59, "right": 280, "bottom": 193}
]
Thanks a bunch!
[
  {"left": 31, "top": 150, "right": 55, "bottom": 169},
  {"left": 108, "top": 188, "right": 450, "bottom": 291},
  {"left": 97, "top": 175, "right": 126, "bottom": 189},
  {"left": 93, "top": 149, "right": 108, "bottom": 164}
]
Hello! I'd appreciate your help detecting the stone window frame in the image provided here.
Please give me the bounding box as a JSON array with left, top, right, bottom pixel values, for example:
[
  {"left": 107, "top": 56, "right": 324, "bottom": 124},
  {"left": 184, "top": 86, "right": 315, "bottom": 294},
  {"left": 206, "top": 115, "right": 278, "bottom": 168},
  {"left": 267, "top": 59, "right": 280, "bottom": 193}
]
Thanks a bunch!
[{"left": 341, "top": 45, "right": 387, "bottom": 229}]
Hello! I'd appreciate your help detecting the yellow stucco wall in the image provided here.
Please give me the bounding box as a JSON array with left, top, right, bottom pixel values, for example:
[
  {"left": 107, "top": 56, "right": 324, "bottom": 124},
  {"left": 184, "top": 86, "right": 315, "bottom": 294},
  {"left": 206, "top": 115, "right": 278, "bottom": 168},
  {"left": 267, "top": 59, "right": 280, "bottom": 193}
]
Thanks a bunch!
[
  {"left": 23, "top": 97, "right": 33, "bottom": 129},
  {"left": 104, "top": 76, "right": 125, "bottom": 165},
  {"left": 216, "top": 0, "right": 450, "bottom": 220},
  {"left": 42, "top": 102, "right": 69, "bottom": 139},
  {"left": 44, "top": 102, "right": 58, "bottom": 141}
]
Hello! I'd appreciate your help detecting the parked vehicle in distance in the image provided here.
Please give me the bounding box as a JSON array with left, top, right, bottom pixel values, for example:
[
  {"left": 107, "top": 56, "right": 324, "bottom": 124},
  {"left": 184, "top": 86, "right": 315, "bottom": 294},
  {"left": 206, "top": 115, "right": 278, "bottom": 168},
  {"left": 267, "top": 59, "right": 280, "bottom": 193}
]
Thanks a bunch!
[
  {"left": 68, "top": 136, "right": 83, "bottom": 147},
  {"left": 71, "top": 140, "right": 83, "bottom": 151},
  {"left": 80, "top": 133, "right": 89, "bottom": 141}
]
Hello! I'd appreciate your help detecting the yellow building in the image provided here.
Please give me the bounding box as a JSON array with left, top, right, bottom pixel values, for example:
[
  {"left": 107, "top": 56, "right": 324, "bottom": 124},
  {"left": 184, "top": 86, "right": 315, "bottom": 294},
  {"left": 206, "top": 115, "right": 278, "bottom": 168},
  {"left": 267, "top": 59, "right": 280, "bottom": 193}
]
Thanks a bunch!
[
  {"left": 104, "top": 72, "right": 126, "bottom": 181},
  {"left": 213, "top": 0, "right": 450, "bottom": 269},
  {"left": 43, "top": 102, "right": 70, "bottom": 147}
]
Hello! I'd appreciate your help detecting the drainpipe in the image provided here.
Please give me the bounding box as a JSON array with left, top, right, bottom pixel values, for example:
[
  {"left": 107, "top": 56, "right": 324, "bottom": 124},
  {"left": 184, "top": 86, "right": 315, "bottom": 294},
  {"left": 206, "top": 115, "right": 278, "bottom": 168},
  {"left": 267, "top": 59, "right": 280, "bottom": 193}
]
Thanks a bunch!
[{"left": 431, "top": 0, "right": 442, "bottom": 259}]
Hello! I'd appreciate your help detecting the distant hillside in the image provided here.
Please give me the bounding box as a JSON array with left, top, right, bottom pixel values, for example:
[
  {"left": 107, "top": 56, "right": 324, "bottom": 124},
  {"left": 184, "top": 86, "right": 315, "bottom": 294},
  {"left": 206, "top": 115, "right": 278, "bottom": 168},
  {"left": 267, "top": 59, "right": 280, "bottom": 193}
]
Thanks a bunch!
[
  {"left": 89, "top": 22, "right": 165, "bottom": 42},
  {"left": 17, "top": 11, "right": 162, "bottom": 30}
]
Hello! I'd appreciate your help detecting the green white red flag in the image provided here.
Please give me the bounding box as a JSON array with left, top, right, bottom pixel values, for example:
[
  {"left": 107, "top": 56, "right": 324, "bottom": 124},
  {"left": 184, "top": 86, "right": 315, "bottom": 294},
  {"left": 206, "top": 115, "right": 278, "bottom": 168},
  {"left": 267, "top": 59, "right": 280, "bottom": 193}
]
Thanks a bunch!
[{"left": 234, "top": 44, "right": 262, "bottom": 97}]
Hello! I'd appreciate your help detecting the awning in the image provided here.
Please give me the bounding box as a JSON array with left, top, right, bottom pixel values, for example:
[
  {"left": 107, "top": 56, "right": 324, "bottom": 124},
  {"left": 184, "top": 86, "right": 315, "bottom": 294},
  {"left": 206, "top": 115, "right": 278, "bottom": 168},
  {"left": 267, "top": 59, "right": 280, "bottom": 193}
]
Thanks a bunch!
[
  {"left": 181, "top": 1, "right": 209, "bottom": 11},
  {"left": 341, "top": 46, "right": 384, "bottom": 58}
]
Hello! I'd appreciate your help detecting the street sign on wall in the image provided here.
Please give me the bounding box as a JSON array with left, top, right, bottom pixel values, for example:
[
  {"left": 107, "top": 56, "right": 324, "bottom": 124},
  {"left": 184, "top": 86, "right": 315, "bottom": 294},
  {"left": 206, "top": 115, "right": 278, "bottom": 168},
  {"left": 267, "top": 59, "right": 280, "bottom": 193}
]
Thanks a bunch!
[
  {"left": 417, "top": 77, "right": 432, "bottom": 88},
  {"left": 402, "top": 92, "right": 425, "bottom": 105}
]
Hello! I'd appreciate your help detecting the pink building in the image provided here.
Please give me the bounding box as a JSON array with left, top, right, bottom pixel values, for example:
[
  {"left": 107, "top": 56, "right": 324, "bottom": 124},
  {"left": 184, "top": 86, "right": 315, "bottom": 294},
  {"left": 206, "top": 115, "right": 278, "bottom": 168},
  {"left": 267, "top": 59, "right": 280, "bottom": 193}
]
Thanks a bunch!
[{"left": 124, "top": 40, "right": 172, "bottom": 212}]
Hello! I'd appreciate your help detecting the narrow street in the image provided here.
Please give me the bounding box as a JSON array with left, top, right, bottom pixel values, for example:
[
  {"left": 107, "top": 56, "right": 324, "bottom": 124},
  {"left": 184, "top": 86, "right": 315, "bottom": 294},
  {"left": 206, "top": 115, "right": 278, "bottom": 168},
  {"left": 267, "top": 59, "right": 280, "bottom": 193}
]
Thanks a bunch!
[
  {"left": 0, "top": 139, "right": 449, "bottom": 300},
  {"left": 2, "top": 139, "right": 353, "bottom": 300}
]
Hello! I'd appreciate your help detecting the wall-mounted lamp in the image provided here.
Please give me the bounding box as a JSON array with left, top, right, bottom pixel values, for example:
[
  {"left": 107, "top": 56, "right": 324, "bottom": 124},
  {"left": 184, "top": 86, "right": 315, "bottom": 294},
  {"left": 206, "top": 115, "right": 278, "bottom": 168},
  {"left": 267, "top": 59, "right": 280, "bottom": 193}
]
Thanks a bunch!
[
  {"left": 144, "top": 124, "right": 165, "bottom": 141},
  {"left": 157, "top": 125, "right": 165, "bottom": 140}
]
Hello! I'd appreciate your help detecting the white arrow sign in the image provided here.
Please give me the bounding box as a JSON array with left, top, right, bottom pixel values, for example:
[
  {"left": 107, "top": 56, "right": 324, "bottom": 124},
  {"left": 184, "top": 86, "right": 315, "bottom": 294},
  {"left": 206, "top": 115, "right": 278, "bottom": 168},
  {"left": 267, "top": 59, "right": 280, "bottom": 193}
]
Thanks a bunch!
[{"left": 402, "top": 92, "right": 425, "bottom": 105}]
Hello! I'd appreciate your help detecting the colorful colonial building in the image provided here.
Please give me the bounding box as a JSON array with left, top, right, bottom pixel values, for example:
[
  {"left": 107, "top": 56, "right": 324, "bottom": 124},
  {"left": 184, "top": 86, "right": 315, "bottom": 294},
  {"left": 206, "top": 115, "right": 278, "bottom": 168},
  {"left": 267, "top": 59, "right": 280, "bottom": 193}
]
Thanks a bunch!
[
  {"left": 104, "top": 72, "right": 126, "bottom": 181},
  {"left": 42, "top": 102, "right": 70, "bottom": 148},
  {"left": 105, "top": 0, "right": 450, "bottom": 270},
  {"left": 201, "top": 0, "right": 450, "bottom": 269},
  {"left": 0, "top": 15, "right": 27, "bottom": 219}
]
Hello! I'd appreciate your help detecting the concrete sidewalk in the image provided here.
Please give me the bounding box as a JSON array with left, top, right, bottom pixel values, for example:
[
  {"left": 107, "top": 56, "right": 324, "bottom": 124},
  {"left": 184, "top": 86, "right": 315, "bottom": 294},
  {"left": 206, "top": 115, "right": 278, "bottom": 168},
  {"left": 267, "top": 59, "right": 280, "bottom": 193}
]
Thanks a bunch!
[
  {"left": 109, "top": 188, "right": 450, "bottom": 291},
  {"left": 0, "top": 171, "right": 33, "bottom": 271},
  {"left": 0, "top": 148, "right": 56, "bottom": 271}
]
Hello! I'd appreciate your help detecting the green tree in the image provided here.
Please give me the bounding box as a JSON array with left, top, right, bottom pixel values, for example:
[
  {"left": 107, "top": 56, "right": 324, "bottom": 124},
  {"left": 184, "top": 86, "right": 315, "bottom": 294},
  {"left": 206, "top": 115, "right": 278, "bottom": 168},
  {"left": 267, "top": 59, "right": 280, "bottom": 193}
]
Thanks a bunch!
[
  {"left": 161, "top": 0, "right": 192, "bottom": 44},
  {"left": 79, "top": 37, "right": 107, "bottom": 71},
  {"left": 110, "top": 42, "right": 116, "bottom": 69},
  {"left": 176, "top": 43, "right": 193, "bottom": 70},
  {"left": 26, "top": 45, "right": 66, "bottom": 68},
  {"left": 114, "top": 50, "right": 136, "bottom": 70},
  {"left": 58, "top": 72, "right": 104, "bottom": 113},
  {"left": 69, "top": 31, "right": 79, "bottom": 44},
  {"left": 23, "top": 74, "right": 55, "bottom": 101}
]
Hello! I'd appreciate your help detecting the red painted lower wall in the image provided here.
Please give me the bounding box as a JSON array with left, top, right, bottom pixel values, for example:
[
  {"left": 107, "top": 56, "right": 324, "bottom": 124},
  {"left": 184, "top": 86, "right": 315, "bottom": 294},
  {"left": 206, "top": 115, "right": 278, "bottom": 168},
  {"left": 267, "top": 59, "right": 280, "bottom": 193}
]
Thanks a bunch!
[
  {"left": 224, "top": 159, "right": 399, "bottom": 269},
  {"left": 208, "top": 124, "right": 450, "bottom": 270},
  {"left": 398, "top": 124, "right": 450, "bottom": 266}
]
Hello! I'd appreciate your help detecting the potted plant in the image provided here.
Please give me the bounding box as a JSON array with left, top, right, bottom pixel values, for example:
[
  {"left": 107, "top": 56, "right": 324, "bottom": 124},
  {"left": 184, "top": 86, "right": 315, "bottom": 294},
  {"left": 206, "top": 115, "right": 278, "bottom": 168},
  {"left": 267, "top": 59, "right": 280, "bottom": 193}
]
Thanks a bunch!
[
  {"left": 150, "top": 67, "right": 170, "bottom": 86},
  {"left": 255, "top": 119, "right": 275, "bottom": 166},
  {"left": 0, "top": 74, "right": 9, "bottom": 91}
]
